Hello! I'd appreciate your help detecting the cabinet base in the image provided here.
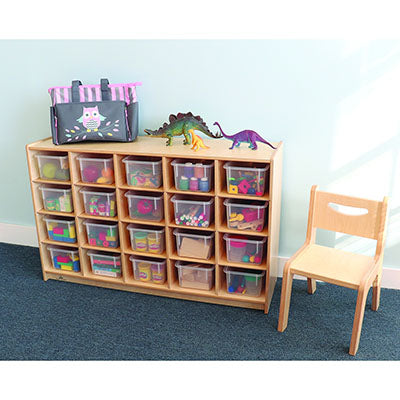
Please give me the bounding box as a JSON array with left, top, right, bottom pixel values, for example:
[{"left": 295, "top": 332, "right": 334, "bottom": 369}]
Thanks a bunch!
[{"left": 44, "top": 271, "right": 266, "bottom": 311}]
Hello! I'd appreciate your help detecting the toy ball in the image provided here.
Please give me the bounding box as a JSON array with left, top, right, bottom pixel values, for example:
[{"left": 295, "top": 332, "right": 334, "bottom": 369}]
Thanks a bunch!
[
  {"left": 137, "top": 199, "right": 154, "bottom": 215},
  {"left": 102, "top": 168, "right": 114, "bottom": 179},
  {"left": 254, "top": 256, "right": 261, "bottom": 263},
  {"left": 42, "top": 163, "right": 57, "bottom": 179},
  {"left": 242, "top": 255, "right": 250, "bottom": 263},
  {"left": 83, "top": 165, "right": 100, "bottom": 182}
]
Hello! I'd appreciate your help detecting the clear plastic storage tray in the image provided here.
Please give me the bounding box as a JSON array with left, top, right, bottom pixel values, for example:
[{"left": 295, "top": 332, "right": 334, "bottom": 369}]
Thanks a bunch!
[
  {"left": 130, "top": 256, "right": 167, "bottom": 284},
  {"left": 77, "top": 155, "right": 114, "bottom": 184},
  {"left": 124, "top": 191, "right": 164, "bottom": 221},
  {"left": 35, "top": 153, "right": 70, "bottom": 181},
  {"left": 122, "top": 156, "right": 162, "bottom": 188},
  {"left": 224, "top": 199, "right": 268, "bottom": 232},
  {"left": 44, "top": 216, "right": 77, "bottom": 243},
  {"left": 171, "top": 159, "right": 214, "bottom": 192},
  {"left": 39, "top": 185, "right": 73, "bottom": 213},
  {"left": 171, "top": 195, "right": 214, "bottom": 228},
  {"left": 223, "top": 267, "right": 265, "bottom": 297},
  {"left": 223, "top": 162, "right": 269, "bottom": 196},
  {"left": 87, "top": 251, "right": 121, "bottom": 278},
  {"left": 80, "top": 188, "right": 117, "bottom": 217},
  {"left": 173, "top": 229, "right": 214, "bottom": 260},
  {"left": 127, "top": 224, "right": 165, "bottom": 254},
  {"left": 83, "top": 220, "right": 119, "bottom": 248},
  {"left": 223, "top": 234, "right": 266, "bottom": 264},
  {"left": 47, "top": 245, "right": 80, "bottom": 272},
  {"left": 175, "top": 261, "right": 215, "bottom": 291}
]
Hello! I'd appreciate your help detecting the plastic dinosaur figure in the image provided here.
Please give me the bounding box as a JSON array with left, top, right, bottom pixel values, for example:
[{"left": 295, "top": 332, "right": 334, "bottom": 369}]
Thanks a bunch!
[
  {"left": 191, "top": 132, "right": 210, "bottom": 152},
  {"left": 213, "top": 122, "right": 276, "bottom": 150},
  {"left": 144, "top": 112, "right": 222, "bottom": 146}
]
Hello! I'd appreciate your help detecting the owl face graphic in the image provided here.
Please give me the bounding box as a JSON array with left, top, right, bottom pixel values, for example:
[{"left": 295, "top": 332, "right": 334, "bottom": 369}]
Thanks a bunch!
[{"left": 77, "top": 106, "right": 106, "bottom": 130}]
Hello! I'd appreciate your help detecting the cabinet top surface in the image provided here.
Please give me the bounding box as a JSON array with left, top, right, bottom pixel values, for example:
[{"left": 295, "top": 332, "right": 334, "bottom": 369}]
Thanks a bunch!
[{"left": 27, "top": 136, "right": 282, "bottom": 162}]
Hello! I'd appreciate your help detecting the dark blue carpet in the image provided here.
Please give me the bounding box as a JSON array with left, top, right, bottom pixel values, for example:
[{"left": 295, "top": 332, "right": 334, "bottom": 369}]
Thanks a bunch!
[{"left": 0, "top": 242, "right": 399, "bottom": 360}]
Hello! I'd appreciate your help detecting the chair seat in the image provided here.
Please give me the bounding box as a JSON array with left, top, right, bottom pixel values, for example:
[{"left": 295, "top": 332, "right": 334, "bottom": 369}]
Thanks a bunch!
[{"left": 290, "top": 244, "right": 376, "bottom": 289}]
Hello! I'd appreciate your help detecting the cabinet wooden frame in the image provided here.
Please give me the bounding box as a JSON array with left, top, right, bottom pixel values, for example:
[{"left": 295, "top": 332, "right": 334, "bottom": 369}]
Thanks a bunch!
[{"left": 26, "top": 136, "right": 283, "bottom": 313}]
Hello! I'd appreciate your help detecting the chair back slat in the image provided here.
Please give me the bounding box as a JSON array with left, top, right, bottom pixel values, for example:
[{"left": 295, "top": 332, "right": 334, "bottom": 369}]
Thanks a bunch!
[{"left": 312, "top": 190, "right": 384, "bottom": 240}]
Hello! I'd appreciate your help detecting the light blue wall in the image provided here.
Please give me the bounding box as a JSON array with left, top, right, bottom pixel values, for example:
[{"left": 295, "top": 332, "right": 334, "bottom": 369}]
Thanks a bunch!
[{"left": 1, "top": 40, "right": 399, "bottom": 267}]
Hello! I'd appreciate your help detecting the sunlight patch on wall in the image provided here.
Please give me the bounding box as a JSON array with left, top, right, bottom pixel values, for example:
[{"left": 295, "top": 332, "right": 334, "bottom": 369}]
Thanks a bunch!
[
  {"left": 331, "top": 62, "right": 400, "bottom": 171},
  {"left": 327, "top": 151, "right": 394, "bottom": 200}
]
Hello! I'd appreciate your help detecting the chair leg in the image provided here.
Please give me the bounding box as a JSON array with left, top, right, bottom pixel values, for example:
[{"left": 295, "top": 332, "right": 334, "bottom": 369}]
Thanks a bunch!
[
  {"left": 307, "top": 278, "right": 316, "bottom": 294},
  {"left": 349, "top": 286, "right": 368, "bottom": 356},
  {"left": 278, "top": 266, "right": 294, "bottom": 332},
  {"left": 372, "top": 274, "right": 381, "bottom": 311}
]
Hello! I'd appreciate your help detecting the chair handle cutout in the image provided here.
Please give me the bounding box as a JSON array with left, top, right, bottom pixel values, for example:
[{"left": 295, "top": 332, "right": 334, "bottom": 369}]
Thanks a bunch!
[{"left": 328, "top": 202, "right": 369, "bottom": 216}]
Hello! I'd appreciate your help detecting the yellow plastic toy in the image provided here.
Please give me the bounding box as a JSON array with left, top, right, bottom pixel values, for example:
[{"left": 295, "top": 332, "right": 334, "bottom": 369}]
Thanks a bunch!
[{"left": 190, "top": 131, "right": 210, "bottom": 152}]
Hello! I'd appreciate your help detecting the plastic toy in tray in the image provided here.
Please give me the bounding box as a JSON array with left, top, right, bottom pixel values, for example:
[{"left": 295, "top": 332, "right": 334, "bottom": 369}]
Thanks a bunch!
[
  {"left": 39, "top": 186, "right": 73, "bottom": 213},
  {"left": 224, "top": 199, "right": 268, "bottom": 232},
  {"left": 223, "top": 267, "right": 265, "bottom": 297},
  {"left": 88, "top": 251, "right": 122, "bottom": 278},
  {"left": 171, "top": 195, "right": 213, "bottom": 228},
  {"left": 224, "top": 162, "right": 269, "bottom": 196},
  {"left": 35, "top": 153, "right": 70, "bottom": 181},
  {"left": 44, "top": 216, "right": 77, "bottom": 243},
  {"left": 83, "top": 220, "right": 119, "bottom": 248},
  {"left": 48, "top": 246, "right": 80, "bottom": 272},
  {"left": 171, "top": 159, "right": 213, "bottom": 192},
  {"left": 122, "top": 156, "right": 162, "bottom": 188}
]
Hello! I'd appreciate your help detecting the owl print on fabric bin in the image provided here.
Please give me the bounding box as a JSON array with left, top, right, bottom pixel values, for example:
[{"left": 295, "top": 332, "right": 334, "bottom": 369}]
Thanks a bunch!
[
  {"left": 77, "top": 106, "right": 106, "bottom": 131},
  {"left": 63, "top": 105, "right": 121, "bottom": 141}
]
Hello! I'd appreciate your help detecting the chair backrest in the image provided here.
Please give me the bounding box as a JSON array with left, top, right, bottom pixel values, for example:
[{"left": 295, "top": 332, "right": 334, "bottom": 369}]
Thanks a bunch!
[{"left": 307, "top": 186, "right": 389, "bottom": 246}]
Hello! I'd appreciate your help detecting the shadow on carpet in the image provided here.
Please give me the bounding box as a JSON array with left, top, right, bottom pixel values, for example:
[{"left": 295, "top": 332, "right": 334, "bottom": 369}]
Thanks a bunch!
[{"left": 0, "top": 242, "right": 399, "bottom": 360}]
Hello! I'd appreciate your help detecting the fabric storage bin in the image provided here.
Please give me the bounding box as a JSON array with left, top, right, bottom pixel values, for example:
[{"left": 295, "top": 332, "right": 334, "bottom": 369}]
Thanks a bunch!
[
  {"left": 129, "top": 256, "right": 167, "bottom": 284},
  {"left": 39, "top": 185, "right": 73, "bottom": 213},
  {"left": 77, "top": 154, "right": 114, "bottom": 184},
  {"left": 87, "top": 251, "right": 121, "bottom": 278},
  {"left": 173, "top": 229, "right": 214, "bottom": 260},
  {"left": 122, "top": 156, "right": 162, "bottom": 188},
  {"left": 124, "top": 191, "right": 164, "bottom": 221},
  {"left": 224, "top": 199, "right": 268, "bottom": 232},
  {"left": 223, "top": 234, "right": 266, "bottom": 264},
  {"left": 47, "top": 245, "right": 80, "bottom": 272},
  {"left": 127, "top": 224, "right": 165, "bottom": 254},
  {"left": 80, "top": 188, "right": 117, "bottom": 217},
  {"left": 171, "top": 159, "right": 213, "bottom": 192},
  {"left": 223, "top": 267, "right": 265, "bottom": 297},
  {"left": 44, "top": 216, "right": 76, "bottom": 243},
  {"left": 223, "top": 162, "right": 269, "bottom": 196},
  {"left": 171, "top": 195, "right": 214, "bottom": 227},
  {"left": 175, "top": 261, "right": 215, "bottom": 291},
  {"left": 35, "top": 153, "right": 70, "bottom": 181},
  {"left": 83, "top": 220, "right": 119, "bottom": 248}
]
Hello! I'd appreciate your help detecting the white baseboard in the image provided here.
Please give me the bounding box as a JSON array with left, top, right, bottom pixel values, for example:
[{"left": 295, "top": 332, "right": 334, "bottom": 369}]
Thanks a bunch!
[
  {"left": 1, "top": 222, "right": 399, "bottom": 290},
  {"left": 0, "top": 223, "right": 38, "bottom": 247}
]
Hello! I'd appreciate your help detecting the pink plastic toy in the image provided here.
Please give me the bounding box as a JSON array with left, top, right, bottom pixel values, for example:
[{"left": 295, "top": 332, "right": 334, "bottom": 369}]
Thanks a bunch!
[
  {"left": 83, "top": 165, "right": 100, "bottom": 182},
  {"left": 238, "top": 180, "right": 251, "bottom": 194},
  {"left": 137, "top": 199, "right": 154, "bottom": 215}
]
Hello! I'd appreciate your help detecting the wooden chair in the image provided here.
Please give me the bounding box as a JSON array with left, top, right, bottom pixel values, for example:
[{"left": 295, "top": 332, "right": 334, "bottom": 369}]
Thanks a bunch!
[{"left": 277, "top": 185, "right": 389, "bottom": 355}]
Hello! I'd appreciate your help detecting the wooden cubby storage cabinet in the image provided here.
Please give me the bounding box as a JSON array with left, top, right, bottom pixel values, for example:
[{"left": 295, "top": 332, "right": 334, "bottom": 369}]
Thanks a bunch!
[{"left": 26, "top": 137, "right": 283, "bottom": 313}]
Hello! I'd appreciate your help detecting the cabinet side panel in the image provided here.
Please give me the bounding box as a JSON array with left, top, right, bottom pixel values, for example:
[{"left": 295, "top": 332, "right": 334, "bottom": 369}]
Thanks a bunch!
[
  {"left": 265, "top": 143, "right": 283, "bottom": 313},
  {"left": 26, "top": 146, "right": 48, "bottom": 280}
]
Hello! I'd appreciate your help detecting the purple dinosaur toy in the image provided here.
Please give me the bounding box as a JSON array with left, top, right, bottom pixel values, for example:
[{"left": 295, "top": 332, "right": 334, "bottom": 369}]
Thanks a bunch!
[{"left": 213, "top": 122, "right": 276, "bottom": 151}]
